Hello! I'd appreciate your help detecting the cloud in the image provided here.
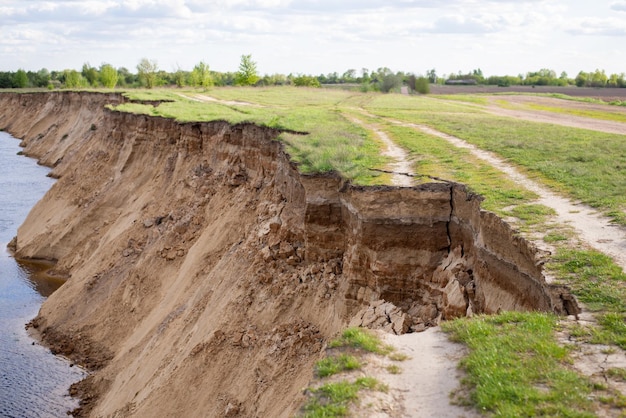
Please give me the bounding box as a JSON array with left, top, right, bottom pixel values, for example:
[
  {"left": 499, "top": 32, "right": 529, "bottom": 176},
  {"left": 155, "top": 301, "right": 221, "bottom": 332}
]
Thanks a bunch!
[
  {"left": 566, "top": 17, "right": 626, "bottom": 36},
  {"left": 429, "top": 14, "right": 507, "bottom": 34},
  {"left": 611, "top": 1, "right": 626, "bottom": 11}
]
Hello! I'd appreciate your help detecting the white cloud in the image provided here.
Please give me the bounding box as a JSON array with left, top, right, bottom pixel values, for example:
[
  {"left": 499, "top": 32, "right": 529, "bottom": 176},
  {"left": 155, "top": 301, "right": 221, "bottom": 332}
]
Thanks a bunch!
[
  {"left": 566, "top": 17, "right": 626, "bottom": 36},
  {"left": 611, "top": 1, "right": 626, "bottom": 11}
]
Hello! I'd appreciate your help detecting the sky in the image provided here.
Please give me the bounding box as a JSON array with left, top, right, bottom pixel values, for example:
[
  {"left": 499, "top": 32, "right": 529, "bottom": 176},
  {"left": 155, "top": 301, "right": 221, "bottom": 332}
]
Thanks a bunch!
[{"left": 1, "top": 0, "right": 625, "bottom": 78}]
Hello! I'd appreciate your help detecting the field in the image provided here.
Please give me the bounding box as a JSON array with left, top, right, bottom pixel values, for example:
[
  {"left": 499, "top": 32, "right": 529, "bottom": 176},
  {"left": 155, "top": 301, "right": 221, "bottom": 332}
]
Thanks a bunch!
[{"left": 115, "top": 87, "right": 626, "bottom": 416}]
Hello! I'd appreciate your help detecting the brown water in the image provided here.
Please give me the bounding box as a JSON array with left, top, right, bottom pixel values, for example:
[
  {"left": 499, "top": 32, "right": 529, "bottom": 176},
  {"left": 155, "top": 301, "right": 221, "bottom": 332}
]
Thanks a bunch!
[{"left": 0, "top": 131, "right": 85, "bottom": 417}]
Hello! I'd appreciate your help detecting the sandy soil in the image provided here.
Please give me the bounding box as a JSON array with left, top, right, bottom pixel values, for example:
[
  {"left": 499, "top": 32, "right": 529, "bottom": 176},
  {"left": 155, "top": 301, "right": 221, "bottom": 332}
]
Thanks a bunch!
[
  {"left": 379, "top": 329, "right": 478, "bottom": 418},
  {"left": 482, "top": 95, "right": 626, "bottom": 135}
]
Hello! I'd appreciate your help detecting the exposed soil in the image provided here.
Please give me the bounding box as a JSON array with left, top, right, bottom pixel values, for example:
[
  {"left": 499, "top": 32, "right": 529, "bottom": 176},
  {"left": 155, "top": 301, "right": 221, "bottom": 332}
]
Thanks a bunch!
[
  {"left": 482, "top": 95, "right": 626, "bottom": 135},
  {"left": 430, "top": 85, "right": 626, "bottom": 102}
]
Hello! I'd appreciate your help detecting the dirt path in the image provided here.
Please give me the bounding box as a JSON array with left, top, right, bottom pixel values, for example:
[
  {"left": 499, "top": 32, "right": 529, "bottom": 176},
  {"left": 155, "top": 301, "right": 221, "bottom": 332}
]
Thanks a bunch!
[
  {"left": 379, "top": 329, "right": 478, "bottom": 418},
  {"left": 346, "top": 115, "right": 414, "bottom": 187},
  {"left": 484, "top": 104, "right": 626, "bottom": 136}
]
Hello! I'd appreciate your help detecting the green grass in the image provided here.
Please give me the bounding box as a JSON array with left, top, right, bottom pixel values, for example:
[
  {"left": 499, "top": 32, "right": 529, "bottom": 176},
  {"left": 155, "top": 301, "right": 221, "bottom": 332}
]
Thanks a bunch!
[
  {"left": 431, "top": 94, "right": 490, "bottom": 105},
  {"left": 526, "top": 103, "right": 626, "bottom": 123},
  {"left": 111, "top": 88, "right": 388, "bottom": 184},
  {"left": 371, "top": 123, "right": 537, "bottom": 213},
  {"left": 550, "top": 249, "right": 626, "bottom": 313},
  {"left": 328, "top": 327, "right": 391, "bottom": 354},
  {"left": 302, "top": 377, "right": 387, "bottom": 417},
  {"left": 442, "top": 311, "right": 596, "bottom": 417},
  {"left": 364, "top": 99, "right": 626, "bottom": 225},
  {"left": 316, "top": 354, "right": 361, "bottom": 378},
  {"left": 549, "top": 248, "right": 626, "bottom": 352}
]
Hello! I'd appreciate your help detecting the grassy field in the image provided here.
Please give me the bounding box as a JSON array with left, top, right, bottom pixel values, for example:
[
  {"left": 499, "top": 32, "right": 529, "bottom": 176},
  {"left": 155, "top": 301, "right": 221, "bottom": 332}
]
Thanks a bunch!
[{"left": 112, "top": 87, "right": 626, "bottom": 416}]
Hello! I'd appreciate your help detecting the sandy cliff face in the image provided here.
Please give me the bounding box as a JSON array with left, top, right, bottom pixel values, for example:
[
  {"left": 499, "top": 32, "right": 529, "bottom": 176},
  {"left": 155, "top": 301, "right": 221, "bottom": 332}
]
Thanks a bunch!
[{"left": 0, "top": 92, "right": 575, "bottom": 417}]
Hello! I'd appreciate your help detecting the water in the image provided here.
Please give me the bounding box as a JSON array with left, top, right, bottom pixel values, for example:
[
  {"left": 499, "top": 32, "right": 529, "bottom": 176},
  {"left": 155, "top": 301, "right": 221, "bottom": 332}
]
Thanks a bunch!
[{"left": 0, "top": 131, "right": 86, "bottom": 417}]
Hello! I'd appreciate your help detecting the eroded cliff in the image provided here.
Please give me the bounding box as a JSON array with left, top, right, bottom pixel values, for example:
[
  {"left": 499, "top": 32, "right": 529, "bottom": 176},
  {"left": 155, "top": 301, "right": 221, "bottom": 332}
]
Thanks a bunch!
[{"left": 0, "top": 92, "right": 575, "bottom": 417}]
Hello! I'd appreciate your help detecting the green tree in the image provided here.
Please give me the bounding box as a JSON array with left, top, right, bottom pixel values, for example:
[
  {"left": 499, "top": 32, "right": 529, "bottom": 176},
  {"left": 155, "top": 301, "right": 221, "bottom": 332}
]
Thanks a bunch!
[
  {"left": 99, "top": 63, "right": 118, "bottom": 89},
  {"left": 426, "top": 68, "right": 437, "bottom": 83},
  {"left": 414, "top": 76, "right": 430, "bottom": 94},
  {"left": 82, "top": 63, "right": 99, "bottom": 87},
  {"left": 575, "top": 71, "right": 589, "bottom": 87},
  {"left": 13, "top": 69, "right": 29, "bottom": 88},
  {"left": 63, "top": 69, "right": 85, "bottom": 88},
  {"left": 292, "top": 75, "right": 321, "bottom": 87},
  {"left": 173, "top": 68, "right": 187, "bottom": 87},
  {"left": 137, "top": 58, "right": 159, "bottom": 88},
  {"left": 590, "top": 69, "right": 608, "bottom": 87},
  {"left": 235, "top": 54, "right": 259, "bottom": 86},
  {"left": 379, "top": 73, "right": 402, "bottom": 93},
  {"left": 190, "top": 61, "right": 213, "bottom": 87}
]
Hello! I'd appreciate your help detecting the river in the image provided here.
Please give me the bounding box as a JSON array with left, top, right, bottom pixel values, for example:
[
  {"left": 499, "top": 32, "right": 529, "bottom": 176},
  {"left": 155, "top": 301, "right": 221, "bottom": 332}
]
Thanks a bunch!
[{"left": 0, "top": 131, "right": 86, "bottom": 417}]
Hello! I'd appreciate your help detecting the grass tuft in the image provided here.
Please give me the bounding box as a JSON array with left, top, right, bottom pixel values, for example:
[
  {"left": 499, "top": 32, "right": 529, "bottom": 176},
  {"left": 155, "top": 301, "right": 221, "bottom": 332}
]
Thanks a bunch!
[
  {"left": 328, "top": 327, "right": 391, "bottom": 354},
  {"left": 316, "top": 354, "right": 361, "bottom": 378}
]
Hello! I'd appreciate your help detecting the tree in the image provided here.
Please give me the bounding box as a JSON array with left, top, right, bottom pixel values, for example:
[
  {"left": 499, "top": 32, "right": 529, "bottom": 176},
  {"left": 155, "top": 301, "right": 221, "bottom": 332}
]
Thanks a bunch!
[
  {"left": 426, "top": 68, "right": 437, "bottom": 83},
  {"left": 13, "top": 69, "right": 29, "bottom": 88},
  {"left": 415, "top": 76, "right": 430, "bottom": 94},
  {"left": 292, "top": 75, "right": 321, "bottom": 87},
  {"left": 137, "top": 58, "right": 159, "bottom": 88},
  {"left": 172, "top": 68, "right": 187, "bottom": 87},
  {"left": 235, "top": 54, "right": 259, "bottom": 86},
  {"left": 342, "top": 69, "right": 356, "bottom": 83},
  {"left": 190, "top": 61, "right": 213, "bottom": 87},
  {"left": 82, "top": 63, "right": 99, "bottom": 87},
  {"left": 99, "top": 64, "right": 118, "bottom": 89},
  {"left": 63, "top": 70, "right": 85, "bottom": 88},
  {"left": 379, "top": 73, "right": 402, "bottom": 93}
]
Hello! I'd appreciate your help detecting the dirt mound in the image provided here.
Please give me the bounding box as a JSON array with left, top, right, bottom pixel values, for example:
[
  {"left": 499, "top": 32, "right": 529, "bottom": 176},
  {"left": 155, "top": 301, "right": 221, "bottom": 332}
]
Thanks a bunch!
[{"left": 0, "top": 92, "right": 577, "bottom": 417}]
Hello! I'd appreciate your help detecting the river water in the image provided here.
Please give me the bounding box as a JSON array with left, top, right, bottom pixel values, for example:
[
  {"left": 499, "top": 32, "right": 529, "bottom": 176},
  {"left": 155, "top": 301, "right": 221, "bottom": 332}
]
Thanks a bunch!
[{"left": 0, "top": 131, "right": 85, "bottom": 417}]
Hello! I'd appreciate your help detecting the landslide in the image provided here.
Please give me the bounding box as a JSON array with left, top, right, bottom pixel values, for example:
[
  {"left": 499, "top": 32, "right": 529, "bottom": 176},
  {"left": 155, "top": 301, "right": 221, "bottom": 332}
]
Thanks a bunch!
[{"left": 0, "top": 92, "right": 576, "bottom": 417}]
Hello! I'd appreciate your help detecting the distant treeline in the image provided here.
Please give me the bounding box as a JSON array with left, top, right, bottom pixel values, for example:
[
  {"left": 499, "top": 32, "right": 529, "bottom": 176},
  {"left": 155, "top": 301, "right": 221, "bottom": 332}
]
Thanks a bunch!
[{"left": 1, "top": 57, "right": 625, "bottom": 92}]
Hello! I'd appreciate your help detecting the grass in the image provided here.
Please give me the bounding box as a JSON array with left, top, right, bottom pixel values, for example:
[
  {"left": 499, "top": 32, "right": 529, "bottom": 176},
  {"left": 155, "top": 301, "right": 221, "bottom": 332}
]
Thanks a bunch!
[
  {"left": 328, "top": 327, "right": 392, "bottom": 354},
  {"left": 525, "top": 103, "right": 626, "bottom": 123},
  {"left": 111, "top": 88, "right": 388, "bottom": 184},
  {"left": 301, "top": 327, "right": 394, "bottom": 417},
  {"left": 549, "top": 248, "right": 626, "bottom": 351},
  {"left": 316, "top": 354, "right": 361, "bottom": 378},
  {"left": 442, "top": 311, "right": 596, "bottom": 417},
  {"left": 302, "top": 377, "right": 388, "bottom": 417},
  {"left": 364, "top": 96, "right": 626, "bottom": 225},
  {"left": 377, "top": 123, "right": 537, "bottom": 213}
]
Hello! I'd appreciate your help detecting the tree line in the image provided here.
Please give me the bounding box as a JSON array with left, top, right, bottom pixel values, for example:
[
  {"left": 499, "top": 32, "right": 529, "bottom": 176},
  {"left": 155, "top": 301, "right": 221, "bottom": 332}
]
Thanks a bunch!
[{"left": 1, "top": 55, "right": 625, "bottom": 92}]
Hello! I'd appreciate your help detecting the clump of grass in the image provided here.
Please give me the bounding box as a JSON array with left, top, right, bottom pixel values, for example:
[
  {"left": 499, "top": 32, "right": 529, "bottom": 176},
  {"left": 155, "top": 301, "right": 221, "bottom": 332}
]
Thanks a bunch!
[
  {"left": 328, "top": 327, "right": 391, "bottom": 354},
  {"left": 442, "top": 311, "right": 596, "bottom": 417},
  {"left": 507, "top": 203, "right": 555, "bottom": 224},
  {"left": 606, "top": 368, "right": 626, "bottom": 382},
  {"left": 302, "top": 378, "right": 387, "bottom": 417},
  {"left": 388, "top": 352, "right": 410, "bottom": 361},
  {"left": 543, "top": 232, "right": 569, "bottom": 243},
  {"left": 316, "top": 354, "right": 361, "bottom": 378},
  {"left": 386, "top": 364, "right": 401, "bottom": 374}
]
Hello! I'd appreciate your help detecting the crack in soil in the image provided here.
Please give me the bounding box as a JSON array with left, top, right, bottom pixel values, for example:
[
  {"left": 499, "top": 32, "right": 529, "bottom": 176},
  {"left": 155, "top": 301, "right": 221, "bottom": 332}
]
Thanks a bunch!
[{"left": 387, "top": 119, "right": 626, "bottom": 274}]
